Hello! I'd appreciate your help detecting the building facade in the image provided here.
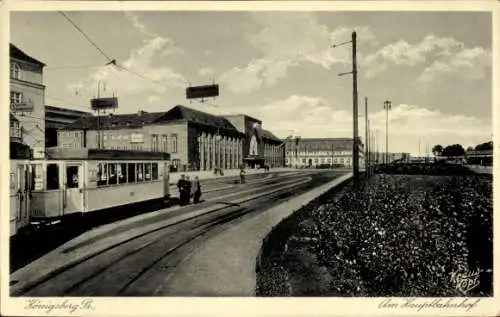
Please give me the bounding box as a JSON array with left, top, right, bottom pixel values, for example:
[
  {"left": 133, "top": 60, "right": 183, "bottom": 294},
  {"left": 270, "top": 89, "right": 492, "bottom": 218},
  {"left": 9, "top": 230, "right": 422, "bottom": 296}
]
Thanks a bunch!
[
  {"left": 223, "top": 115, "right": 284, "bottom": 168},
  {"left": 45, "top": 105, "right": 93, "bottom": 148},
  {"left": 284, "top": 138, "right": 364, "bottom": 168},
  {"left": 59, "top": 105, "right": 285, "bottom": 171},
  {"left": 10, "top": 44, "right": 46, "bottom": 158}
]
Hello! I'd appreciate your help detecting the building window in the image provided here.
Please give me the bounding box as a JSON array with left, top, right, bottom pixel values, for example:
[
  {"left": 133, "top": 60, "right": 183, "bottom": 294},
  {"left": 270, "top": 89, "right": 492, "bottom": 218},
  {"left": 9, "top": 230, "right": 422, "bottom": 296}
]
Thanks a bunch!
[
  {"left": 171, "top": 134, "right": 178, "bottom": 153},
  {"left": 10, "top": 91, "right": 23, "bottom": 106},
  {"left": 314, "top": 158, "right": 318, "bottom": 163},
  {"left": 10, "top": 63, "right": 21, "bottom": 80},
  {"left": 151, "top": 134, "right": 159, "bottom": 151},
  {"left": 161, "top": 135, "right": 168, "bottom": 152}
]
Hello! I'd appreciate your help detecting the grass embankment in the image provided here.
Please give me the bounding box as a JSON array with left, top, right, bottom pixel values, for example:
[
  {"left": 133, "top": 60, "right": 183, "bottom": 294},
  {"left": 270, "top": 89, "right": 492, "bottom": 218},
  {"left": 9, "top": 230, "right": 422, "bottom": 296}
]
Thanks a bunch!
[{"left": 256, "top": 172, "right": 492, "bottom": 297}]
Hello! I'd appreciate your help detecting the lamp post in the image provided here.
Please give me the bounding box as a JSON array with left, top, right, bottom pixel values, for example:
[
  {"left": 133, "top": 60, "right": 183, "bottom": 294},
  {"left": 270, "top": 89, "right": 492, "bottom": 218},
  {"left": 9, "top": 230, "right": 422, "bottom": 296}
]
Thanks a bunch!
[{"left": 383, "top": 100, "right": 392, "bottom": 164}]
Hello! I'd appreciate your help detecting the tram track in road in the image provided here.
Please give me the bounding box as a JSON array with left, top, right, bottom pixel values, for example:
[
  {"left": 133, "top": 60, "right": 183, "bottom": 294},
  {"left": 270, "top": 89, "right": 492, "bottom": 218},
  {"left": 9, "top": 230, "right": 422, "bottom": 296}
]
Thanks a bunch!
[
  {"left": 9, "top": 171, "right": 301, "bottom": 274},
  {"left": 66, "top": 181, "right": 315, "bottom": 297},
  {"left": 14, "top": 173, "right": 328, "bottom": 296}
]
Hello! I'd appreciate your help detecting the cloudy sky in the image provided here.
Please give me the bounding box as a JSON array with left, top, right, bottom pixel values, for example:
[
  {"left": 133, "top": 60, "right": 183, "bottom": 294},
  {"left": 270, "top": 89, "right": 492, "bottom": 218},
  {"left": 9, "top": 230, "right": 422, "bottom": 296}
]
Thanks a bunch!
[{"left": 11, "top": 10, "right": 492, "bottom": 155}]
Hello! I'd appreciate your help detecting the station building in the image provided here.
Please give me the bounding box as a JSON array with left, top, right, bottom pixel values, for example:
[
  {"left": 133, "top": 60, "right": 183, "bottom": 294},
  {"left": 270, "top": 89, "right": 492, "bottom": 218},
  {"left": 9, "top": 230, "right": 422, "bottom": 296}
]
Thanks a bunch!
[
  {"left": 9, "top": 43, "right": 46, "bottom": 158},
  {"left": 284, "top": 137, "right": 365, "bottom": 168},
  {"left": 58, "top": 105, "right": 285, "bottom": 172}
]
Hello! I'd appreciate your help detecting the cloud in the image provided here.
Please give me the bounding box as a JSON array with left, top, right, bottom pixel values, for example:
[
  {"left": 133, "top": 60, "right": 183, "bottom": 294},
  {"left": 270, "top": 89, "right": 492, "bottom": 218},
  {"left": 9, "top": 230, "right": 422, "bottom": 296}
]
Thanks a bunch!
[
  {"left": 240, "top": 96, "right": 489, "bottom": 142},
  {"left": 125, "top": 12, "right": 156, "bottom": 38},
  {"left": 147, "top": 95, "right": 161, "bottom": 104},
  {"left": 243, "top": 95, "right": 353, "bottom": 137},
  {"left": 220, "top": 12, "right": 376, "bottom": 94},
  {"left": 68, "top": 14, "right": 187, "bottom": 98},
  {"left": 68, "top": 37, "right": 186, "bottom": 96},
  {"left": 362, "top": 34, "right": 491, "bottom": 81},
  {"left": 199, "top": 67, "right": 215, "bottom": 79},
  {"left": 417, "top": 46, "right": 491, "bottom": 83}
]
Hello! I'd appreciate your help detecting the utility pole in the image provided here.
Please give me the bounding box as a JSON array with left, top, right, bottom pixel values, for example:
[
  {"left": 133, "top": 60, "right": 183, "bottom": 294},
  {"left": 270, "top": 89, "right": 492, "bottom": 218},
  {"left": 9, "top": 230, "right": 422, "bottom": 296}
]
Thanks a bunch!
[
  {"left": 383, "top": 100, "right": 392, "bottom": 164},
  {"left": 365, "top": 97, "right": 369, "bottom": 178},
  {"left": 333, "top": 31, "right": 359, "bottom": 180}
]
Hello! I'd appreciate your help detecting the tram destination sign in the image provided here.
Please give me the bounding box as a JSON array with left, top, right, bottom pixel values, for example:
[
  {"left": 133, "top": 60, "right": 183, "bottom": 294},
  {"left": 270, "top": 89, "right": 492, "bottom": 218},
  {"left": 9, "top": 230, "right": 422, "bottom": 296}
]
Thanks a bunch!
[
  {"left": 186, "top": 84, "right": 219, "bottom": 99},
  {"left": 91, "top": 97, "right": 119, "bottom": 111}
]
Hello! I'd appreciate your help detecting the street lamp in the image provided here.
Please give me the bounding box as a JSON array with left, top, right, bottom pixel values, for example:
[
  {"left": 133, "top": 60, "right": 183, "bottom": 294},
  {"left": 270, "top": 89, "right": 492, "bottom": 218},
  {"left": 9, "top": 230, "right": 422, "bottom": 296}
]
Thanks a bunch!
[{"left": 383, "top": 100, "right": 392, "bottom": 164}]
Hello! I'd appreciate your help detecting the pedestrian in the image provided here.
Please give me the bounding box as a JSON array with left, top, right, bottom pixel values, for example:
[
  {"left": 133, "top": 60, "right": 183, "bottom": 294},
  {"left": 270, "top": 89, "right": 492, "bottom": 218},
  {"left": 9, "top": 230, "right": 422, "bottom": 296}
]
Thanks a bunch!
[
  {"left": 177, "top": 174, "right": 186, "bottom": 206},
  {"left": 185, "top": 176, "right": 192, "bottom": 205},
  {"left": 240, "top": 168, "right": 246, "bottom": 184},
  {"left": 192, "top": 176, "right": 202, "bottom": 204}
]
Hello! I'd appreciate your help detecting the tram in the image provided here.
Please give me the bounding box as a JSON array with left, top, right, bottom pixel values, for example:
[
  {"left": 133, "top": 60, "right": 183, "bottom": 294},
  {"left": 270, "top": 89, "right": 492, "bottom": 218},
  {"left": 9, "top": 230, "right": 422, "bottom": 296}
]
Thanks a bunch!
[
  {"left": 29, "top": 148, "right": 170, "bottom": 224},
  {"left": 10, "top": 141, "right": 33, "bottom": 237}
]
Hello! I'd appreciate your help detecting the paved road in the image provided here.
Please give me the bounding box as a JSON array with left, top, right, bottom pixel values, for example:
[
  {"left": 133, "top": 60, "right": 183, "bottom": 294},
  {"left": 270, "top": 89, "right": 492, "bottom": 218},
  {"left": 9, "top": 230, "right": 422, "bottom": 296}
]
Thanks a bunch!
[
  {"left": 11, "top": 170, "right": 344, "bottom": 297},
  {"left": 9, "top": 172, "right": 273, "bottom": 273}
]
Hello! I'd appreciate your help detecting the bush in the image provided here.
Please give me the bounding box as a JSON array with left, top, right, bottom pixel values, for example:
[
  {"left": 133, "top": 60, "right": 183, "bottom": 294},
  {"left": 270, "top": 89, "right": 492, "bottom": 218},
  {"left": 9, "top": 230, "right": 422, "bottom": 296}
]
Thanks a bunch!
[{"left": 257, "top": 174, "right": 493, "bottom": 296}]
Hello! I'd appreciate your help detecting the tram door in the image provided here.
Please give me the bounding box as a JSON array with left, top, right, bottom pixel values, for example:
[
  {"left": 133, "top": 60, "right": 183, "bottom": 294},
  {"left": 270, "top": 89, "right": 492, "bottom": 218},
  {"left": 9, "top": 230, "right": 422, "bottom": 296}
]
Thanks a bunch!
[
  {"left": 64, "top": 164, "right": 84, "bottom": 214},
  {"left": 16, "top": 164, "right": 30, "bottom": 231}
]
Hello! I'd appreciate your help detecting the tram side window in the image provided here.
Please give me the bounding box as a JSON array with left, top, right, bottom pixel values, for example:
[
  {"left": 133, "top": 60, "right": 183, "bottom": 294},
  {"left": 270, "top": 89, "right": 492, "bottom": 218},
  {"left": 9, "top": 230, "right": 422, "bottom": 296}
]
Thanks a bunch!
[
  {"left": 128, "top": 163, "right": 136, "bottom": 183},
  {"left": 108, "top": 163, "right": 118, "bottom": 185},
  {"left": 137, "top": 163, "right": 144, "bottom": 182},
  {"left": 145, "top": 163, "right": 151, "bottom": 181},
  {"left": 97, "top": 163, "right": 108, "bottom": 186},
  {"left": 118, "top": 163, "right": 127, "bottom": 184},
  {"left": 152, "top": 163, "right": 158, "bottom": 180},
  {"left": 46, "top": 164, "right": 60, "bottom": 190}
]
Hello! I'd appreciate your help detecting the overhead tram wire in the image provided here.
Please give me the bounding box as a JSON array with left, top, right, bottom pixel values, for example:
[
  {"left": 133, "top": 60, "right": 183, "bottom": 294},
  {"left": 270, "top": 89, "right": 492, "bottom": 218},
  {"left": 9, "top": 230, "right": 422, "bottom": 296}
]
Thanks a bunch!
[
  {"left": 58, "top": 11, "right": 230, "bottom": 114},
  {"left": 59, "top": 11, "right": 114, "bottom": 64}
]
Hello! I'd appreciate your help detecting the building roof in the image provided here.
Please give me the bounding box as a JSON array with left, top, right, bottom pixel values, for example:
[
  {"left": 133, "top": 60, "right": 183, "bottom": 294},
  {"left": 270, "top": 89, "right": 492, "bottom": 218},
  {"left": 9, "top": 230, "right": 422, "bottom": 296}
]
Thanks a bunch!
[
  {"left": 46, "top": 105, "right": 93, "bottom": 116},
  {"left": 261, "top": 129, "right": 281, "bottom": 142},
  {"left": 223, "top": 113, "right": 262, "bottom": 124},
  {"left": 10, "top": 43, "right": 45, "bottom": 66},
  {"left": 157, "top": 105, "right": 239, "bottom": 132}
]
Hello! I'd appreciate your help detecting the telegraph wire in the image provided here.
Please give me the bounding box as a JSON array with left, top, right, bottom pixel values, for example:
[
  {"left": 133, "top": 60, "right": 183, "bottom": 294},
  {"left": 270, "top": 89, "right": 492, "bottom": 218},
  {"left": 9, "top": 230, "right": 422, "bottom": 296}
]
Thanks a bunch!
[{"left": 59, "top": 11, "right": 114, "bottom": 64}]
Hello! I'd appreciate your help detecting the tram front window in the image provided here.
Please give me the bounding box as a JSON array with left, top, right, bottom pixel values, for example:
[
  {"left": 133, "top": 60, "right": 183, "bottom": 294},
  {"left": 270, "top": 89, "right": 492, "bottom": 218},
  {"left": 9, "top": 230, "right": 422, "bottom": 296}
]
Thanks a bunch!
[{"left": 66, "top": 166, "right": 79, "bottom": 188}]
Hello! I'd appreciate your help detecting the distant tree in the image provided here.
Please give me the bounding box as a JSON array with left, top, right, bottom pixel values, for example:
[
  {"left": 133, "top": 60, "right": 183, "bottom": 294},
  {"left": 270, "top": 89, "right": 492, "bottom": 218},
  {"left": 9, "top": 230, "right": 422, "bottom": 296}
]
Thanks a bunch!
[
  {"left": 441, "top": 144, "right": 466, "bottom": 157},
  {"left": 466, "top": 146, "right": 474, "bottom": 152},
  {"left": 432, "top": 144, "right": 443, "bottom": 157},
  {"left": 475, "top": 141, "right": 493, "bottom": 151}
]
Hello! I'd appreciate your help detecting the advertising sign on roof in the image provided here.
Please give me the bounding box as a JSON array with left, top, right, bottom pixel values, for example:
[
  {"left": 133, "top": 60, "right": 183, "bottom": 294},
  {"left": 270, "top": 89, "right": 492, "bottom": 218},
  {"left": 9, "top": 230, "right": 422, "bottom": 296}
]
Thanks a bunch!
[
  {"left": 186, "top": 84, "right": 219, "bottom": 100},
  {"left": 91, "top": 97, "right": 119, "bottom": 111}
]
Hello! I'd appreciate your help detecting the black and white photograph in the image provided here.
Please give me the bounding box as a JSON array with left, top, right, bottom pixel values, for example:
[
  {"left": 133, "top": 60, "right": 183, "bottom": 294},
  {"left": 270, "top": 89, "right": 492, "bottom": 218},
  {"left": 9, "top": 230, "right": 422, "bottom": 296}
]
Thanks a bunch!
[{"left": 2, "top": 1, "right": 498, "bottom": 316}]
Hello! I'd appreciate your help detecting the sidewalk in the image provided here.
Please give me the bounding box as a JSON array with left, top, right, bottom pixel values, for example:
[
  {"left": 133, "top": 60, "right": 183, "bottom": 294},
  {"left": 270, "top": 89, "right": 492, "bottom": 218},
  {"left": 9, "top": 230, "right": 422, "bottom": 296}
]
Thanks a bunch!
[
  {"left": 168, "top": 167, "right": 296, "bottom": 184},
  {"left": 155, "top": 172, "right": 353, "bottom": 296}
]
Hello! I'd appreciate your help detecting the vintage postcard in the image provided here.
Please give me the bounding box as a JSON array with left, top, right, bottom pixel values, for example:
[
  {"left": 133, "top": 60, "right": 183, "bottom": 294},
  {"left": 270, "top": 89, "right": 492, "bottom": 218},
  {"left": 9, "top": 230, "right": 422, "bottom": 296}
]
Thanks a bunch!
[{"left": 1, "top": 1, "right": 499, "bottom": 316}]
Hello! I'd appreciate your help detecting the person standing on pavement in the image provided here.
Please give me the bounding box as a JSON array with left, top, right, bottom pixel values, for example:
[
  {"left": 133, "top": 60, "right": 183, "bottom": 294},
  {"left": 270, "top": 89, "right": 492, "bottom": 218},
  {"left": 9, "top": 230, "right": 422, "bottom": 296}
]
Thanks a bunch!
[
  {"left": 177, "top": 174, "right": 186, "bottom": 206},
  {"left": 240, "top": 168, "right": 246, "bottom": 184},
  {"left": 185, "top": 176, "right": 192, "bottom": 205},
  {"left": 191, "top": 176, "right": 202, "bottom": 204}
]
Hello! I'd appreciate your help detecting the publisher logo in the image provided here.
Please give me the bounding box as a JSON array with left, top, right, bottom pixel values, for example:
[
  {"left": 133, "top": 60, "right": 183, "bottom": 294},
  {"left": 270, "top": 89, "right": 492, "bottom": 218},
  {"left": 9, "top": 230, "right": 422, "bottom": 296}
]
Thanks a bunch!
[{"left": 450, "top": 267, "right": 480, "bottom": 294}]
